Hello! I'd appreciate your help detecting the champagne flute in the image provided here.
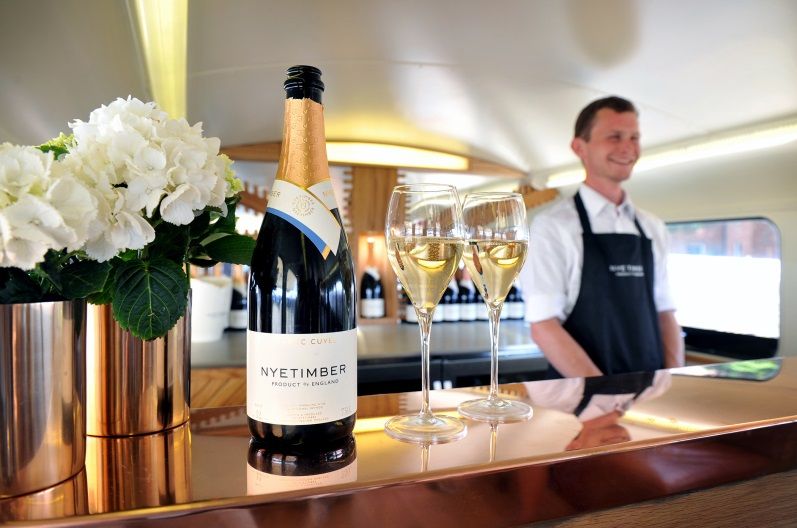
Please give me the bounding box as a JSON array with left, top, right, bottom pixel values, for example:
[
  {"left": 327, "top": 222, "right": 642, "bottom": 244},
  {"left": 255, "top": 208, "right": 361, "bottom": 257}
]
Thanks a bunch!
[
  {"left": 385, "top": 184, "right": 467, "bottom": 444},
  {"left": 458, "top": 192, "right": 533, "bottom": 422}
]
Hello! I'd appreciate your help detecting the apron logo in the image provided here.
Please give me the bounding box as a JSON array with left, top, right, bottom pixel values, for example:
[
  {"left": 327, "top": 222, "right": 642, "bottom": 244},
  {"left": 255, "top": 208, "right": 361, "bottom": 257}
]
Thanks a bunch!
[{"left": 608, "top": 264, "right": 644, "bottom": 278}]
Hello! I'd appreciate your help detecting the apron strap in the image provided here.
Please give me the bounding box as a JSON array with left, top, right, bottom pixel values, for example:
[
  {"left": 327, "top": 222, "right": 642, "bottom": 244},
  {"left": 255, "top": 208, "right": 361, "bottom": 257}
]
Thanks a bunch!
[{"left": 573, "top": 192, "right": 593, "bottom": 234}]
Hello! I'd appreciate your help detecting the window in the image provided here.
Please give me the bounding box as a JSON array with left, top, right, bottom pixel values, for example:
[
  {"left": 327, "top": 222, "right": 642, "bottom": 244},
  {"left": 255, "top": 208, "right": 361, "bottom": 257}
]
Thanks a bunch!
[{"left": 666, "top": 218, "right": 781, "bottom": 359}]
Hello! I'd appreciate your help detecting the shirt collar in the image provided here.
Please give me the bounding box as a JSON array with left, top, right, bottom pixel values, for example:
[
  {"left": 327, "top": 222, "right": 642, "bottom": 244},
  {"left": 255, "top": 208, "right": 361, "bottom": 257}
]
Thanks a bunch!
[{"left": 578, "top": 185, "right": 636, "bottom": 220}]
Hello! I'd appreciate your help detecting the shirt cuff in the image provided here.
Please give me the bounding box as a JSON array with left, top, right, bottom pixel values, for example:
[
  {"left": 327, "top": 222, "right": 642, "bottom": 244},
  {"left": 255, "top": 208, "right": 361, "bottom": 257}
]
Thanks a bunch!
[
  {"left": 525, "top": 293, "right": 567, "bottom": 323},
  {"left": 655, "top": 288, "right": 677, "bottom": 312}
]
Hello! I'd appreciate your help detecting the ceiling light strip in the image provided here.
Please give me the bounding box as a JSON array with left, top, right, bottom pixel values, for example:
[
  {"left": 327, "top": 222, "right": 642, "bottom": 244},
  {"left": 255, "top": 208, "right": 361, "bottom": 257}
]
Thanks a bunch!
[
  {"left": 133, "top": 0, "right": 188, "bottom": 118},
  {"left": 326, "top": 142, "right": 469, "bottom": 171},
  {"left": 545, "top": 119, "right": 797, "bottom": 189}
]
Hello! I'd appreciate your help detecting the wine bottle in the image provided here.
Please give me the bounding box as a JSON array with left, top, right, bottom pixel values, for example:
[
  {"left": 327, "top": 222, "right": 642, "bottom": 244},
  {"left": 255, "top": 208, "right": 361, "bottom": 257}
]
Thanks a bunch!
[
  {"left": 404, "top": 290, "right": 418, "bottom": 324},
  {"left": 476, "top": 277, "right": 489, "bottom": 321},
  {"left": 506, "top": 283, "right": 525, "bottom": 320},
  {"left": 458, "top": 270, "right": 478, "bottom": 322},
  {"left": 442, "top": 279, "right": 461, "bottom": 322},
  {"left": 248, "top": 65, "right": 357, "bottom": 447},
  {"left": 228, "top": 264, "right": 249, "bottom": 330},
  {"left": 247, "top": 435, "right": 357, "bottom": 495},
  {"left": 360, "top": 266, "right": 385, "bottom": 319}
]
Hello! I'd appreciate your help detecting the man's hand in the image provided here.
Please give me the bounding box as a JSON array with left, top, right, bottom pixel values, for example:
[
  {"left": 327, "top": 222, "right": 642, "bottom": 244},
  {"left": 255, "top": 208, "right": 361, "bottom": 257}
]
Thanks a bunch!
[{"left": 531, "top": 318, "right": 603, "bottom": 378}]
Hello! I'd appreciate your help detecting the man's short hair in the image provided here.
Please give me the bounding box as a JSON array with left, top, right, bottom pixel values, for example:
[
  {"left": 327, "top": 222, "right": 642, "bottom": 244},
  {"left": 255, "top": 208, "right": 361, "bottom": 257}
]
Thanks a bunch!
[{"left": 574, "top": 96, "right": 638, "bottom": 141}]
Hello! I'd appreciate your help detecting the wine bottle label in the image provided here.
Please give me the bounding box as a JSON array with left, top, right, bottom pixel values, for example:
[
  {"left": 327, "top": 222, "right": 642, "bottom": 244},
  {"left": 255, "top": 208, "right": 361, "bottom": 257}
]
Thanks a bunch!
[
  {"left": 506, "top": 301, "right": 525, "bottom": 319},
  {"left": 442, "top": 304, "right": 461, "bottom": 321},
  {"left": 308, "top": 180, "right": 338, "bottom": 211},
  {"left": 246, "top": 458, "right": 357, "bottom": 495},
  {"left": 247, "top": 328, "right": 357, "bottom": 425},
  {"left": 361, "top": 299, "right": 385, "bottom": 318},
  {"left": 229, "top": 309, "right": 248, "bottom": 330},
  {"left": 267, "top": 179, "right": 342, "bottom": 258},
  {"left": 458, "top": 304, "right": 476, "bottom": 321}
]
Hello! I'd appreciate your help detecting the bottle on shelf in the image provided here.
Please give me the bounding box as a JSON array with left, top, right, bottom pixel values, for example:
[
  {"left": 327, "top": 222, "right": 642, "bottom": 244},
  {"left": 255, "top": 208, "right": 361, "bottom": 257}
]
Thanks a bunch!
[
  {"left": 404, "top": 290, "right": 418, "bottom": 324},
  {"left": 247, "top": 65, "right": 357, "bottom": 448},
  {"left": 228, "top": 264, "right": 249, "bottom": 330},
  {"left": 396, "top": 284, "right": 407, "bottom": 323},
  {"left": 441, "top": 279, "right": 461, "bottom": 322},
  {"left": 247, "top": 435, "right": 357, "bottom": 495},
  {"left": 458, "top": 269, "right": 478, "bottom": 322},
  {"left": 506, "top": 282, "right": 526, "bottom": 320},
  {"left": 432, "top": 303, "right": 445, "bottom": 323},
  {"left": 360, "top": 266, "right": 385, "bottom": 319},
  {"left": 475, "top": 275, "right": 489, "bottom": 321}
]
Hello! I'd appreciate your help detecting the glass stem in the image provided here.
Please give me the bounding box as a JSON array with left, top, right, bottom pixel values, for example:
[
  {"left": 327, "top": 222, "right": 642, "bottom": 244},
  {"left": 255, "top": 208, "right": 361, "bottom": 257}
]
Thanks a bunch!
[
  {"left": 488, "top": 303, "right": 502, "bottom": 401},
  {"left": 416, "top": 308, "right": 434, "bottom": 420}
]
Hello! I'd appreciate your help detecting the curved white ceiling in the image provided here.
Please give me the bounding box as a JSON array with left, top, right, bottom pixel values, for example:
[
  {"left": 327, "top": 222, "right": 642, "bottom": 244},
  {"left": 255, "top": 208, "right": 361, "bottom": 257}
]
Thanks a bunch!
[{"left": 2, "top": 0, "right": 796, "bottom": 179}]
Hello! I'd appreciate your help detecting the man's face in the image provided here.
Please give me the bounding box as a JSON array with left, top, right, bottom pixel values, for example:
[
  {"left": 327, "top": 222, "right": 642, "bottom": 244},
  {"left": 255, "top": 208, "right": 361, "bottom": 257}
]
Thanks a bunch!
[{"left": 572, "top": 108, "right": 640, "bottom": 185}]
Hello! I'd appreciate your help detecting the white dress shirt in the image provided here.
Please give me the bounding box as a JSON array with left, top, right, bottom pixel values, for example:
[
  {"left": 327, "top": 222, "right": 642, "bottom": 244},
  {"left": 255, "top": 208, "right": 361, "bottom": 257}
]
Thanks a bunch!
[{"left": 519, "top": 185, "right": 676, "bottom": 324}]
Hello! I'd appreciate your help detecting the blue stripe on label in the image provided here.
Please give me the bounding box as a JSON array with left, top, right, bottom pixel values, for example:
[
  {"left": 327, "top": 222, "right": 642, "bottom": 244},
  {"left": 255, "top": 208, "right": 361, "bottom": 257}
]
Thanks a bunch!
[{"left": 267, "top": 207, "right": 329, "bottom": 256}]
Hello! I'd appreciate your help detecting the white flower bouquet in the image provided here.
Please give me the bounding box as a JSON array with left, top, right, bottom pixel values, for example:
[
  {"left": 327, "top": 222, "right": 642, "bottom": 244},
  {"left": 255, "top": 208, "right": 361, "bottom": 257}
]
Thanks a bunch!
[{"left": 0, "top": 97, "right": 254, "bottom": 340}]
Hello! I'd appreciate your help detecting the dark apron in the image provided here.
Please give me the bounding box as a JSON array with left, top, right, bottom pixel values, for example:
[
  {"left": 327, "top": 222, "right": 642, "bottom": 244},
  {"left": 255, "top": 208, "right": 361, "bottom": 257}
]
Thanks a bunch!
[
  {"left": 547, "top": 193, "right": 663, "bottom": 378},
  {"left": 573, "top": 370, "right": 656, "bottom": 417}
]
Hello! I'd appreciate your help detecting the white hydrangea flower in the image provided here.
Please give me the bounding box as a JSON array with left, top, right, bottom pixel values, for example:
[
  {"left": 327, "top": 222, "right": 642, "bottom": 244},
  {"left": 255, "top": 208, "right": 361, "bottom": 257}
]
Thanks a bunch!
[
  {"left": 64, "top": 96, "right": 245, "bottom": 260},
  {"left": 0, "top": 143, "right": 96, "bottom": 270}
]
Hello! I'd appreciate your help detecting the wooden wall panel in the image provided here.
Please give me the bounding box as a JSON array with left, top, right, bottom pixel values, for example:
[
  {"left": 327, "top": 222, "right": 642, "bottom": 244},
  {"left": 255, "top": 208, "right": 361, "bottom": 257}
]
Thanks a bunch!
[{"left": 349, "top": 166, "right": 399, "bottom": 321}]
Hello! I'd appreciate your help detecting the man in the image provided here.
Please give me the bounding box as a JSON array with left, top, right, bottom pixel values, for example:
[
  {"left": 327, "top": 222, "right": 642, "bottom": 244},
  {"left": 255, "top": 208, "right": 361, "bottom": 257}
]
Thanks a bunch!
[{"left": 520, "top": 96, "right": 684, "bottom": 378}]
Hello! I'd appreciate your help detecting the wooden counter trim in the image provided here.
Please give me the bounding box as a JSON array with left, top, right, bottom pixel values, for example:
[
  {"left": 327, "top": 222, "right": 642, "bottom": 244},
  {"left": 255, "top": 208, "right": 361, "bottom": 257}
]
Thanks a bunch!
[{"left": 42, "top": 419, "right": 796, "bottom": 527}]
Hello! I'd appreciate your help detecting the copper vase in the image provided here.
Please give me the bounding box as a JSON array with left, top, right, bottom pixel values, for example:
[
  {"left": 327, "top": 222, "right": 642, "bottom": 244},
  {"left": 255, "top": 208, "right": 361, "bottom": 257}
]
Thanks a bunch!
[
  {"left": 85, "top": 423, "right": 192, "bottom": 513},
  {"left": 86, "top": 302, "right": 190, "bottom": 436},
  {"left": 0, "top": 470, "right": 88, "bottom": 523},
  {"left": 0, "top": 300, "right": 86, "bottom": 499}
]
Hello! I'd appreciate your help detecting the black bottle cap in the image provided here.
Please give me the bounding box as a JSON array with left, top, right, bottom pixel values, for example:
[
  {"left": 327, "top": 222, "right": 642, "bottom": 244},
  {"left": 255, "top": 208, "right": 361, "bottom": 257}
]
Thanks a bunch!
[{"left": 284, "top": 65, "right": 325, "bottom": 102}]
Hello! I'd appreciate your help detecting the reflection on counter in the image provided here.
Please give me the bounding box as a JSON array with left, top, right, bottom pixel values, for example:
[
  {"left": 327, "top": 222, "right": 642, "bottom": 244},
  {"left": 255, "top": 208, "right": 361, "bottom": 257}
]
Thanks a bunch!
[
  {"left": 2, "top": 358, "right": 797, "bottom": 525},
  {"left": 525, "top": 370, "right": 672, "bottom": 451},
  {"left": 247, "top": 435, "right": 357, "bottom": 495},
  {"left": 85, "top": 423, "right": 192, "bottom": 513}
]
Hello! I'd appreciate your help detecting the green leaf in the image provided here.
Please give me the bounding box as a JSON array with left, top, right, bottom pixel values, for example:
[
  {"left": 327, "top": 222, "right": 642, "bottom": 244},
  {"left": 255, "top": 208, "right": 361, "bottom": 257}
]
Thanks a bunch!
[
  {"left": 0, "top": 268, "right": 50, "bottom": 303},
  {"left": 38, "top": 251, "right": 65, "bottom": 291},
  {"left": 213, "top": 197, "right": 240, "bottom": 233},
  {"left": 59, "top": 260, "right": 112, "bottom": 299},
  {"left": 111, "top": 257, "right": 189, "bottom": 341},
  {"left": 189, "top": 210, "right": 211, "bottom": 239},
  {"left": 202, "top": 234, "right": 255, "bottom": 265},
  {"left": 188, "top": 256, "right": 219, "bottom": 268},
  {"left": 38, "top": 133, "right": 74, "bottom": 158},
  {"left": 149, "top": 221, "right": 190, "bottom": 262}
]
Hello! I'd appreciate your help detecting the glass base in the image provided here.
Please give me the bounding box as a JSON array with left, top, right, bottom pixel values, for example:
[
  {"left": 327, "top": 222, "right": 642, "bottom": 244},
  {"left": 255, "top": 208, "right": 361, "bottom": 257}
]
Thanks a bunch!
[
  {"left": 384, "top": 413, "right": 467, "bottom": 444},
  {"left": 458, "top": 398, "right": 533, "bottom": 423}
]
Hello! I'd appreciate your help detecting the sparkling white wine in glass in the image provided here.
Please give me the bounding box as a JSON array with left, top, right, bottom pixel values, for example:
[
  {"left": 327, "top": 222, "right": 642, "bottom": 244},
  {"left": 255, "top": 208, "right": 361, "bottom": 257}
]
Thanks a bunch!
[
  {"left": 388, "top": 237, "right": 463, "bottom": 310},
  {"left": 458, "top": 193, "right": 532, "bottom": 423},
  {"left": 464, "top": 240, "right": 528, "bottom": 307},
  {"left": 384, "top": 184, "right": 466, "bottom": 444}
]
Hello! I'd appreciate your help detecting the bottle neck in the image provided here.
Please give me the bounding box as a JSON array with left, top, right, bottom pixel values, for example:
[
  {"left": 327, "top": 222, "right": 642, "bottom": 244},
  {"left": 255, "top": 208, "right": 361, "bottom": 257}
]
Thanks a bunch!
[{"left": 275, "top": 98, "right": 331, "bottom": 188}]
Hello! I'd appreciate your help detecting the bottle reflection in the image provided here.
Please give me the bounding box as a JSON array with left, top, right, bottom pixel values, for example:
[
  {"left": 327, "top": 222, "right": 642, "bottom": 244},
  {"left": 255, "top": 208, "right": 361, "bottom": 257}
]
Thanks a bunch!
[
  {"left": 526, "top": 371, "right": 672, "bottom": 450},
  {"left": 85, "top": 423, "right": 192, "bottom": 513},
  {"left": 247, "top": 435, "right": 357, "bottom": 495}
]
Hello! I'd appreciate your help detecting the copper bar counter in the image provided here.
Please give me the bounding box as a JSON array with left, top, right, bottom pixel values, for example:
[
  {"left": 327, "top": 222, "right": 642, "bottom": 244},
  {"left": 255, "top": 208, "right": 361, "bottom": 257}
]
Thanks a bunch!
[{"left": 2, "top": 358, "right": 796, "bottom": 526}]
